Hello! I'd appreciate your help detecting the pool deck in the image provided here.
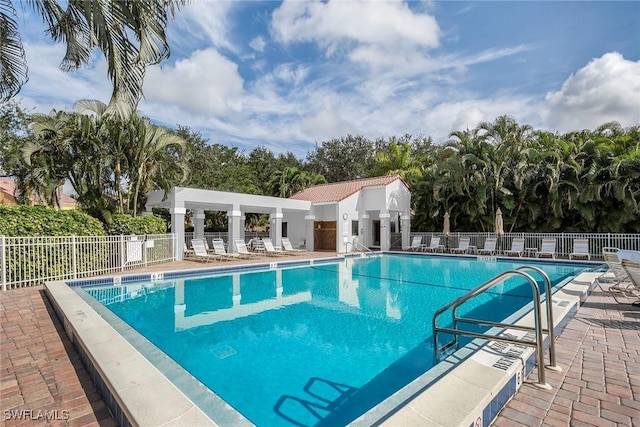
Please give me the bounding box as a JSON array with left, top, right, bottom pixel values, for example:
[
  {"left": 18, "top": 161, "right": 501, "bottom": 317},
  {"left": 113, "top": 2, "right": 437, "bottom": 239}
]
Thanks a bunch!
[{"left": 1, "top": 255, "right": 639, "bottom": 426}]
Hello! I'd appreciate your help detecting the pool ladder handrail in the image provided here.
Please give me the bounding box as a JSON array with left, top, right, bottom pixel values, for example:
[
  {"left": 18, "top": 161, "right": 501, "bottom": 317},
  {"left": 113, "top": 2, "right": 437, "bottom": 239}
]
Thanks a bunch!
[
  {"left": 432, "top": 267, "right": 559, "bottom": 389},
  {"left": 352, "top": 238, "right": 372, "bottom": 253}
]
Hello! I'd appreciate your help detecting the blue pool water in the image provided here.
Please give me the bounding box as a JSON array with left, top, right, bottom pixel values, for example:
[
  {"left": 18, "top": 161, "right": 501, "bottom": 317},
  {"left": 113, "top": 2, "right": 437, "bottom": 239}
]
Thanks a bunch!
[{"left": 82, "top": 254, "right": 590, "bottom": 426}]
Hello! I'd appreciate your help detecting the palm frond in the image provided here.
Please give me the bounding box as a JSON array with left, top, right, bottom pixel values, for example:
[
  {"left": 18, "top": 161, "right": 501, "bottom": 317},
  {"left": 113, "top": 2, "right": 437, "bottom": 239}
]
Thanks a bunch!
[{"left": 0, "top": 0, "right": 28, "bottom": 101}]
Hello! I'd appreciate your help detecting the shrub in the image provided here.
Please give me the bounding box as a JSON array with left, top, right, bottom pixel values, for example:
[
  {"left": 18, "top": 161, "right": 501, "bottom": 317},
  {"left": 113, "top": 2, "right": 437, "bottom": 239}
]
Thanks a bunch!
[
  {"left": 0, "top": 205, "right": 105, "bottom": 236},
  {"left": 104, "top": 214, "right": 167, "bottom": 235}
]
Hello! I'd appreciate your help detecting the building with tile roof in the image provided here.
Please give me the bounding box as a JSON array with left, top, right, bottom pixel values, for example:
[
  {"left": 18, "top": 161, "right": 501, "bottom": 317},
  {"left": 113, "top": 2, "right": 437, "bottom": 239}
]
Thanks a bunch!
[
  {"left": 0, "top": 178, "right": 77, "bottom": 209},
  {"left": 147, "top": 175, "right": 411, "bottom": 258}
]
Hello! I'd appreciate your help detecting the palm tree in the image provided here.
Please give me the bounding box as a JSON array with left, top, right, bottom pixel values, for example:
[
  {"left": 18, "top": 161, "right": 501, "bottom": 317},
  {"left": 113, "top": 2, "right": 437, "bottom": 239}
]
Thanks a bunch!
[{"left": 1, "top": 0, "right": 186, "bottom": 115}]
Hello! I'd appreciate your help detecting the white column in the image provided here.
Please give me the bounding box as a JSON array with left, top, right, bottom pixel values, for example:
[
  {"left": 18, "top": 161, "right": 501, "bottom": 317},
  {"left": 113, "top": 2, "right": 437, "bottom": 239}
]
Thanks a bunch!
[
  {"left": 240, "top": 214, "right": 246, "bottom": 241},
  {"left": 228, "top": 206, "right": 242, "bottom": 252},
  {"left": 401, "top": 213, "right": 411, "bottom": 250},
  {"left": 171, "top": 206, "right": 186, "bottom": 260},
  {"left": 270, "top": 208, "right": 283, "bottom": 247},
  {"left": 380, "top": 212, "right": 391, "bottom": 251},
  {"left": 193, "top": 210, "right": 205, "bottom": 240},
  {"left": 305, "top": 214, "right": 315, "bottom": 251}
]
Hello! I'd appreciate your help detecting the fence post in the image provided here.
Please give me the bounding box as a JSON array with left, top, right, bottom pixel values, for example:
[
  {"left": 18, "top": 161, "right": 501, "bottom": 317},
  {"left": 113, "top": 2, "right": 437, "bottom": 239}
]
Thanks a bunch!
[
  {"left": 120, "top": 234, "right": 125, "bottom": 272},
  {"left": 1, "top": 235, "right": 6, "bottom": 292},
  {"left": 143, "top": 235, "right": 148, "bottom": 267},
  {"left": 72, "top": 235, "right": 78, "bottom": 279}
]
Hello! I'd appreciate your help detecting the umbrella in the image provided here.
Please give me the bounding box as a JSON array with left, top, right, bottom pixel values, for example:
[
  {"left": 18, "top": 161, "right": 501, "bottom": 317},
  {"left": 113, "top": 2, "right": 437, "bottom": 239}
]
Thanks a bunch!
[
  {"left": 443, "top": 212, "right": 450, "bottom": 236},
  {"left": 495, "top": 208, "right": 504, "bottom": 236}
]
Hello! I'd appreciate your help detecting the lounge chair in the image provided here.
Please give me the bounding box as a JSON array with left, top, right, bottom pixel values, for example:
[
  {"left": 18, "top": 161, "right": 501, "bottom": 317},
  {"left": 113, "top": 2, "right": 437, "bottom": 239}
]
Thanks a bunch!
[
  {"left": 450, "top": 237, "right": 471, "bottom": 254},
  {"left": 504, "top": 238, "right": 525, "bottom": 257},
  {"left": 234, "top": 239, "right": 262, "bottom": 259},
  {"left": 621, "top": 260, "right": 640, "bottom": 306},
  {"left": 422, "top": 236, "right": 443, "bottom": 253},
  {"left": 189, "top": 239, "right": 221, "bottom": 262},
  {"left": 281, "top": 238, "right": 305, "bottom": 254},
  {"left": 262, "top": 238, "right": 288, "bottom": 256},
  {"left": 596, "top": 248, "right": 636, "bottom": 302},
  {"left": 569, "top": 239, "right": 590, "bottom": 260},
  {"left": 536, "top": 238, "right": 556, "bottom": 259},
  {"left": 210, "top": 239, "right": 240, "bottom": 260},
  {"left": 477, "top": 238, "right": 497, "bottom": 255},
  {"left": 407, "top": 236, "right": 425, "bottom": 251}
]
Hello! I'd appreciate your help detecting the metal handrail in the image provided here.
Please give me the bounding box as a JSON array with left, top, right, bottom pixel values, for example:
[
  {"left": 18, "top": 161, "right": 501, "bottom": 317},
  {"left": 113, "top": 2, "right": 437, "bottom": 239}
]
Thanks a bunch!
[
  {"left": 352, "top": 238, "right": 372, "bottom": 253},
  {"left": 516, "top": 266, "right": 560, "bottom": 371},
  {"left": 432, "top": 269, "right": 552, "bottom": 389}
]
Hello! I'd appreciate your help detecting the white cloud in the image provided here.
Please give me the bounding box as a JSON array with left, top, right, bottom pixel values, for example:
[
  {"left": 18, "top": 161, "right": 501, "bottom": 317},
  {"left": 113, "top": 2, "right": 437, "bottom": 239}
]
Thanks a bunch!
[
  {"left": 172, "top": 1, "right": 238, "bottom": 54},
  {"left": 143, "top": 48, "right": 244, "bottom": 117},
  {"left": 542, "top": 52, "right": 640, "bottom": 131},
  {"left": 249, "top": 36, "right": 267, "bottom": 53},
  {"left": 19, "top": 41, "right": 112, "bottom": 112},
  {"left": 271, "top": 0, "right": 439, "bottom": 71}
]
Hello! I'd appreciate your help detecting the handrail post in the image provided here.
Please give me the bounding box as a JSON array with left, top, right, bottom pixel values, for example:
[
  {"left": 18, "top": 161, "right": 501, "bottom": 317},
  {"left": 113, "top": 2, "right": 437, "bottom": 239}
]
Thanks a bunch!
[{"left": 517, "top": 266, "right": 561, "bottom": 371}]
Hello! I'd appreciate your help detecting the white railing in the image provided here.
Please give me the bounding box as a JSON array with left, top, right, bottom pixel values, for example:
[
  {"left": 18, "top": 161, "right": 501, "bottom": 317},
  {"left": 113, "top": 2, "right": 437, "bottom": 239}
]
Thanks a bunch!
[
  {"left": 1, "top": 234, "right": 176, "bottom": 291},
  {"left": 410, "top": 232, "right": 640, "bottom": 260}
]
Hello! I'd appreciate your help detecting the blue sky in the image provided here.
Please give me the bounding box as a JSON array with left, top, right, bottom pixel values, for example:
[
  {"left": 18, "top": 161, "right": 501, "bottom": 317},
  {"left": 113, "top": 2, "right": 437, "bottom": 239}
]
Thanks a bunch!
[{"left": 14, "top": 0, "right": 640, "bottom": 158}]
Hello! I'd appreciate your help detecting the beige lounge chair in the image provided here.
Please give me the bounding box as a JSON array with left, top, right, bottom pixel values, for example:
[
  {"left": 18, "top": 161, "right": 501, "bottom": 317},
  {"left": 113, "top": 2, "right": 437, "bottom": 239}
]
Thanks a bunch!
[
  {"left": 477, "top": 238, "right": 497, "bottom": 255},
  {"left": 504, "top": 238, "right": 525, "bottom": 257},
  {"left": 536, "top": 239, "right": 556, "bottom": 259},
  {"left": 190, "top": 239, "right": 222, "bottom": 262},
  {"left": 262, "top": 238, "right": 288, "bottom": 256},
  {"left": 234, "top": 239, "right": 262, "bottom": 259},
  {"left": 281, "top": 238, "right": 305, "bottom": 254},
  {"left": 621, "top": 260, "right": 640, "bottom": 306},
  {"left": 407, "top": 236, "right": 425, "bottom": 251},
  {"left": 423, "top": 236, "right": 443, "bottom": 253},
  {"left": 210, "top": 239, "right": 240, "bottom": 260},
  {"left": 569, "top": 239, "right": 590, "bottom": 260},
  {"left": 450, "top": 237, "right": 471, "bottom": 254}
]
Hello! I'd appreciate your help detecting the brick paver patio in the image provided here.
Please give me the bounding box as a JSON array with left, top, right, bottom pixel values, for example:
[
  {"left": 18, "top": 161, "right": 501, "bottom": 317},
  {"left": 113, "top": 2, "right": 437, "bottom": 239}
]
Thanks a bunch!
[{"left": 1, "top": 260, "right": 638, "bottom": 426}]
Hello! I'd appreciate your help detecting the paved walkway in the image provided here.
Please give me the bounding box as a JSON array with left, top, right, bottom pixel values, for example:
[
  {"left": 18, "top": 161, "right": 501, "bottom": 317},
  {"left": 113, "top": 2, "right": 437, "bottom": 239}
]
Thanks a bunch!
[
  {"left": 493, "top": 289, "right": 640, "bottom": 427},
  {"left": 1, "top": 261, "right": 638, "bottom": 427}
]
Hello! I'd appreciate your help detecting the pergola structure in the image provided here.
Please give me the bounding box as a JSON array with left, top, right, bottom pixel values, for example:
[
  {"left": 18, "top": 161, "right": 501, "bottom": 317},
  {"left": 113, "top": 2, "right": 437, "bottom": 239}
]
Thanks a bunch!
[
  {"left": 146, "top": 176, "right": 412, "bottom": 260},
  {"left": 145, "top": 187, "right": 311, "bottom": 260}
]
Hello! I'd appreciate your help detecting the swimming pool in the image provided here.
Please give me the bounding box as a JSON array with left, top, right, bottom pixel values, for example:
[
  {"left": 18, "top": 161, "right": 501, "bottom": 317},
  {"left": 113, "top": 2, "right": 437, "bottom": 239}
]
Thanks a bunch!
[{"left": 75, "top": 254, "right": 591, "bottom": 426}]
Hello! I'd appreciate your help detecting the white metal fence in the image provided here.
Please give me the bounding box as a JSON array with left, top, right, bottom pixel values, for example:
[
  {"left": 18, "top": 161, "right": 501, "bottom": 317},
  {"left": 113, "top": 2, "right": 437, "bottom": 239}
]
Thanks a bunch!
[
  {"left": 411, "top": 232, "right": 640, "bottom": 260},
  {"left": 1, "top": 234, "right": 176, "bottom": 291}
]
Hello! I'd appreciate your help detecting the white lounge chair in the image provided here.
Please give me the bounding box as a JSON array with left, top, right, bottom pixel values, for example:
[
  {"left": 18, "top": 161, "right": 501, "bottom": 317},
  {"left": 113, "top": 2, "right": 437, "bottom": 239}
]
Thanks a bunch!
[
  {"left": 621, "top": 260, "right": 640, "bottom": 306},
  {"left": 423, "top": 237, "right": 443, "bottom": 253},
  {"left": 407, "top": 236, "right": 425, "bottom": 251},
  {"left": 450, "top": 237, "right": 471, "bottom": 254},
  {"left": 234, "top": 239, "right": 262, "bottom": 259},
  {"left": 281, "top": 238, "right": 305, "bottom": 254},
  {"left": 536, "top": 239, "right": 556, "bottom": 259},
  {"left": 504, "top": 238, "right": 525, "bottom": 257},
  {"left": 190, "top": 239, "right": 221, "bottom": 262},
  {"left": 210, "top": 239, "right": 240, "bottom": 260},
  {"left": 477, "top": 238, "right": 497, "bottom": 255},
  {"left": 262, "top": 238, "right": 288, "bottom": 256},
  {"left": 569, "top": 239, "right": 590, "bottom": 260}
]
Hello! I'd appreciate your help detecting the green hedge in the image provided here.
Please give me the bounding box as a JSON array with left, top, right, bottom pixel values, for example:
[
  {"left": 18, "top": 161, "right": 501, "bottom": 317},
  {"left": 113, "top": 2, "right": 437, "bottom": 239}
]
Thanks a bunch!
[
  {"left": 0, "top": 205, "right": 105, "bottom": 236},
  {"left": 104, "top": 213, "right": 167, "bottom": 235}
]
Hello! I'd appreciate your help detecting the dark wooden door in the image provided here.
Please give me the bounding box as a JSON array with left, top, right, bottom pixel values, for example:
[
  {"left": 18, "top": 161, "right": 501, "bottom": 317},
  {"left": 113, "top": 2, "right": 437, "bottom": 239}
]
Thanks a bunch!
[{"left": 314, "top": 221, "right": 337, "bottom": 251}]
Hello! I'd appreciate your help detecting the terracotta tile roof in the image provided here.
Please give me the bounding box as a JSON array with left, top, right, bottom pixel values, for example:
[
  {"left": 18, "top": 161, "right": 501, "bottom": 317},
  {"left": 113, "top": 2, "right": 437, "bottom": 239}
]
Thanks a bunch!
[
  {"left": 289, "top": 175, "right": 407, "bottom": 203},
  {"left": 0, "top": 178, "right": 76, "bottom": 206}
]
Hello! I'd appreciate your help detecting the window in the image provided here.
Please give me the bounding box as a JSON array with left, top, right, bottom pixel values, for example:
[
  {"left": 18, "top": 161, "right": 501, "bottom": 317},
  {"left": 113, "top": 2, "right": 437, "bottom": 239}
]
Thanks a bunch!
[
  {"left": 351, "top": 220, "right": 359, "bottom": 235},
  {"left": 282, "top": 222, "right": 288, "bottom": 237}
]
